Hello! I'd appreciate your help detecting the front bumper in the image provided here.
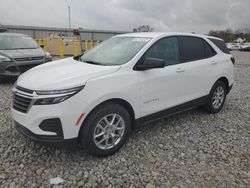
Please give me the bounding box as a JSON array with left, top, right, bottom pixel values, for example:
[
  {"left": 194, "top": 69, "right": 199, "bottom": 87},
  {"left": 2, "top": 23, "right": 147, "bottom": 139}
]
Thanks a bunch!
[
  {"left": 15, "top": 121, "right": 78, "bottom": 149},
  {"left": 12, "top": 96, "right": 88, "bottom": 138},
  {"left": 11, "top": 85, "right": 92, "bottom": 149}
]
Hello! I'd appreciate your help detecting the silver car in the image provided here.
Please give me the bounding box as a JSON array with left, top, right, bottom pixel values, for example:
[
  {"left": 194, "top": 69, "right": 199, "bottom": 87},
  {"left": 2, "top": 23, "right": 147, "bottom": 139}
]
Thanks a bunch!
[{"left": 0, "top": 33, "right": 52, "bottom": 79}]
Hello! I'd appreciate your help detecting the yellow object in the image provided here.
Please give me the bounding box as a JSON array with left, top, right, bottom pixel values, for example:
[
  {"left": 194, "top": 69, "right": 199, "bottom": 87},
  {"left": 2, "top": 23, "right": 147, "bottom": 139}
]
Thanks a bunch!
[
  {"left": 43, "top": 34, "right": 81, "bottom": 57},
  {"left": 90, "top": 40, "right": 94, "bottom": 49},
  {"left": 85, "top": 40, "right": 89, "bottom": 51},
  {"left": 38, "top": 39, "right": 42, "bottom": 46},
  {"left": 59, "top": 40, "right": 64, "bottom": 58},
  {"left": 43, "top": 40, "right": 48, "bottom": 52},
  {"left": 73, "top": 39, "right": 78, "bottom": 56}
]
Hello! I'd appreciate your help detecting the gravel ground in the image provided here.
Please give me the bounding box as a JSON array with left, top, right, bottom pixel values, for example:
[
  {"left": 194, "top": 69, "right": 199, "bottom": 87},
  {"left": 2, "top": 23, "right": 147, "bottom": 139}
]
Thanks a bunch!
[{"left": 0, "top": 51, "right": 249, "bottom": 188}]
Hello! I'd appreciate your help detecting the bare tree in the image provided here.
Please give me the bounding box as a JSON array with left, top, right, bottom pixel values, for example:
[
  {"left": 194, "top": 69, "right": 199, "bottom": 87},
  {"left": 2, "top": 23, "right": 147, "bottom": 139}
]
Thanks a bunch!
[
  {"left": 133, "top": 25, "right": 154, "bottom": 32},
  {"left": 209, "top": 28, "right": 250, "bottom": 42}
]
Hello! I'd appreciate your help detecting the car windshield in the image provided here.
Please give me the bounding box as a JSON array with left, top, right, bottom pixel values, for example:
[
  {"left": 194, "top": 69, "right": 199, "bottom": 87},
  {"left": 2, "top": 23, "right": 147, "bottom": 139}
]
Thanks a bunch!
[
  {"left": 0, "top": 36, "right": 39, "bottom": 50},
  {"left": 80, "top": 37, "right": 151, "bottom": 65}
]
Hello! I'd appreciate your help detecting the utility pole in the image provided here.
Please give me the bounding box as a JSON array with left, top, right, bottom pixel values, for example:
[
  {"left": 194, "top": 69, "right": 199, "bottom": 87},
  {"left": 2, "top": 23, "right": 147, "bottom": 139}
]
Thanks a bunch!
[{"left": 68, "top": 6, "right": 71, "bottom": 29}]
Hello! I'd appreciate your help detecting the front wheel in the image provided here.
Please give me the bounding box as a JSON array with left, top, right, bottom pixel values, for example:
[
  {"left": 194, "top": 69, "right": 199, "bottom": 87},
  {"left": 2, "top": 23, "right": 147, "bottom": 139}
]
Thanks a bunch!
[
  {"left": 203, "top": 80, "right": 227, "bottom": 114},
  {"left": 79, "top": 103, "right": 131, "bottom": 157}
]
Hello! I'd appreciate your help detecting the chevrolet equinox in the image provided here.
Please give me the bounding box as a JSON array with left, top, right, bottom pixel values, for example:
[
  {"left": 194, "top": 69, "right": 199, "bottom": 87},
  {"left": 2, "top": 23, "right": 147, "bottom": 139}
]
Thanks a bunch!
[{"left": 11, "top": 32, "right": 234, "bottom": 156}]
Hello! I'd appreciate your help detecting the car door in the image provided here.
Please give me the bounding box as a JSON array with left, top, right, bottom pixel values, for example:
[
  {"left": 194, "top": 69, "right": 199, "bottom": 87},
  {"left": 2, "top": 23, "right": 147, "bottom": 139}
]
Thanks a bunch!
[
  {"left": 179, "top": 36, "right": 218, "bottom": 101},
  {"left": 136, "top": 36, "right": 188, "bottom": 117}
]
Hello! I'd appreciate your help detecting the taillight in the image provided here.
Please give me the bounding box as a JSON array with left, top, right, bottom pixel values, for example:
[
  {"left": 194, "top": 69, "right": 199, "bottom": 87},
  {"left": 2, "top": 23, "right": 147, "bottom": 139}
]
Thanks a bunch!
[{"left": 231, "top": 57, "right": 235, "bottom": 65}]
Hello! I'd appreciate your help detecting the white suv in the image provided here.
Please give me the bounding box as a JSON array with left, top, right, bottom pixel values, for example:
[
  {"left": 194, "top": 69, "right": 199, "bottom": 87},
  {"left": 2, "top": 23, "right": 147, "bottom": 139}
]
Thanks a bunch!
[{"left": 11, "top": 32, "right": 234, "bottom": 156}]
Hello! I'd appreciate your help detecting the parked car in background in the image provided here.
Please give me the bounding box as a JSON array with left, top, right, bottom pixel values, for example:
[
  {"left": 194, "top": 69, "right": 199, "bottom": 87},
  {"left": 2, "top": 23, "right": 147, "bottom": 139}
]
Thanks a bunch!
[
  {"left": 0, "top": 33, "right": 52, "bottom": 79},
  {"left": 240, "top": 46, "right": 250, "bottom": 52},
  {"left": 12, "top": 32, "right": 234, "bottom": 156},
  {"left": 228, "top": 45, "right": 241, "bottom": 51}
]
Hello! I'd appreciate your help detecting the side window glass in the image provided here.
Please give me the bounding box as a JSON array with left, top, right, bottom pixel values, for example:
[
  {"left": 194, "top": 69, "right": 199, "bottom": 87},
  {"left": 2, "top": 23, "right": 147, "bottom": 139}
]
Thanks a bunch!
[
  {"left": 209, "top": 38, "right": 230, "bottom": 54},
  {"left": 144, "top": 37, "right": 180, "bottom": 66},
  {"left": 181, "top": 36, "right": 205, "bottom": 62},
  {"left": 204, "top": 41, "right": 216, "bottom": 58}
]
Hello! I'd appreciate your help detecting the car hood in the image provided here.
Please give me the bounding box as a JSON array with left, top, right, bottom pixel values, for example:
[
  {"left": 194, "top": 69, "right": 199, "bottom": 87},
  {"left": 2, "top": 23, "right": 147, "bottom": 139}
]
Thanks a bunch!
[
  {"left": 17, "top": 57, "right": 121, "bottom": 90},
  {"left": 0, "top": 48, "right": 45, "bottom": 59}
]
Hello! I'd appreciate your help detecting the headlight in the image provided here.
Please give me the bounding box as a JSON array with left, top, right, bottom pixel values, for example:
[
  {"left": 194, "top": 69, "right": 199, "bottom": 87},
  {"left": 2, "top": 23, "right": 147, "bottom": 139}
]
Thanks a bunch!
[
  {"left": 45, "top": 52, "right": 51, "bottom": 58},
  {"left": 45, "top": 52, "right": 52, "bottom": 62},
  {"left": 34, "top": 95, "right": 72, "bottom": 105},
  {"left": 0, "top": 55, "right": 11, "bottom": 62},
  {"left": 34, "top": 85, "right": 84, "bottom": 105}
]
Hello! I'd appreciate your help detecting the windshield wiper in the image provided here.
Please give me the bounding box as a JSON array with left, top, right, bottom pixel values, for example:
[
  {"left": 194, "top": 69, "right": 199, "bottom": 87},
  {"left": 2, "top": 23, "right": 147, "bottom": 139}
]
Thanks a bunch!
[
  {"left": 3, "top": 47, "right": 38, "bottom": 50},
  {"left": 2, "top": 48, "right": 33, "bottom": 50},
  {"left": 18, "top": 47, "right": 38, "bottom": 49},
  {"left": 84, "top": 60, "right": 106, "bottom": 66}
]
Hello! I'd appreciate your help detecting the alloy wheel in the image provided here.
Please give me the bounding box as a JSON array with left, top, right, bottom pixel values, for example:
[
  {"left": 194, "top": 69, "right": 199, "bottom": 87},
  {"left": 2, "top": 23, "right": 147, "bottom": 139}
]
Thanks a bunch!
[
  {"left": 93, "top": 113, "right": 125, "bottom": 150},
  {"left": 212, "top": 86, "right": 225, "bottom": 109}
]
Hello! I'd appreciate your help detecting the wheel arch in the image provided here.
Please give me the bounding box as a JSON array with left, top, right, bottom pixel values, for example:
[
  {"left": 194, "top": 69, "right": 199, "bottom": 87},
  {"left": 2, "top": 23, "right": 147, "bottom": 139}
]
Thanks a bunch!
[
  {"left": 216, "top": 77, "right": 229, "bottom": 93},
  {"left": 78, "top": 98, "right": 136, "bottom": 139}
]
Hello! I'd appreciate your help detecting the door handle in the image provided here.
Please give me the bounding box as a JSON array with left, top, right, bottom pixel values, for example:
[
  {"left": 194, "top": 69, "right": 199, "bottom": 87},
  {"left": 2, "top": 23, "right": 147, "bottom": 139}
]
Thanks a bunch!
[
  {"left": 176, "top": 67, "right": 185, "bottom": 73},
  {"left": 211, "top": 61, "right": 218, "bottom": 65}
]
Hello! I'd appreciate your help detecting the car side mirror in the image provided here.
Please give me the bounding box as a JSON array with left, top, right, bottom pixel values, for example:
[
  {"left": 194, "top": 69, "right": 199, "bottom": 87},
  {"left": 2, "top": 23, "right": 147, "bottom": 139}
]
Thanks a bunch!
[
  {"left": 40, "top": 44, "right": 44, "bottom": 49},
  {"left": 135, "top": 58, "right": 165, "bottom": 70}
]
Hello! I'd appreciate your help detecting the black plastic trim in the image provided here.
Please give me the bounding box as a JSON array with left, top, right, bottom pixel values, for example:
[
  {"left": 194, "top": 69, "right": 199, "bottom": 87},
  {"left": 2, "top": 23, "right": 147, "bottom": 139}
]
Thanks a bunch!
[
  {"left": 16, "top": 86, "right": 34, "bottom": 94},
  {"left": 227, "top": 84, "right": 233, "bottom": 94},
  {"left": 39, "top": 118, "right": 64, "bottom": 139},
  {"left": 135, "top": 95, "right": 208, "bottom": 127},
  {"left": 15, "top": 121, "right": 78, "bottom": 149}
]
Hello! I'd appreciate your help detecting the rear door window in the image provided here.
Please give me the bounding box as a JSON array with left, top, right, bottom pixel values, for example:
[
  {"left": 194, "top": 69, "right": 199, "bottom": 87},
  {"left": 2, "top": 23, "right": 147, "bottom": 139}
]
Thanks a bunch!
[
  {"left": 181, "top": 36, "right": 205, "bottom": 62},
  {"left": 144, "top": 37, "right": 180, "bottom": 66}
]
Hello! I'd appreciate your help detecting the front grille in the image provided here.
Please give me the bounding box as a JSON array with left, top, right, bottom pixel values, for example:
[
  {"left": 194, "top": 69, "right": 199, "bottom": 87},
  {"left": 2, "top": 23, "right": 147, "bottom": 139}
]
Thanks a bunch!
[
  {"left": 6, "top": 66, "right": 19, "bottom": 73},
  {"left": 16, "top": 86, "right": 33, "bottom": 94},
  {"left": 14, "top": 56, "right": 44, "bottom": 61},
  {"left": 13, "top": 94, "right": 32, "bottom": 113},
  {"left": 19, "top": 64, "right": 36, "bottom": 73}
]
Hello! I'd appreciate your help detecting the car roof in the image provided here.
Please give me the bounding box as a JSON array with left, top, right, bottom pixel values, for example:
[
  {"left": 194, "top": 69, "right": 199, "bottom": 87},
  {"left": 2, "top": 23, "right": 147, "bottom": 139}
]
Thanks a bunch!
[
  {"left": 0, "top": 32, "right": 28, "bottom": 37},
  {"left": 116, "top": 32, "right": 224, "bottom": 41}
]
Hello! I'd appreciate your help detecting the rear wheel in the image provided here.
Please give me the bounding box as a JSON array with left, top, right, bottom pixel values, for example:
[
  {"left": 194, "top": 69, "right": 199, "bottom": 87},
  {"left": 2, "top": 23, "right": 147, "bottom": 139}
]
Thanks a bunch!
[
  {"left": 204, "top": 80, "right": 227, "bottom": 113},
  {"left": 80, "top": 103, "right": 131, "bottom": 157}
]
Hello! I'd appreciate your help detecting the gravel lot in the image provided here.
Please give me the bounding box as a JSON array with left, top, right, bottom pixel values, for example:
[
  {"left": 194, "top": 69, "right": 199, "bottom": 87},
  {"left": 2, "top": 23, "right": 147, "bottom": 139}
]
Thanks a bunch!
[{"left": 0, "top": 51, "right": 249, "bottom": 188}]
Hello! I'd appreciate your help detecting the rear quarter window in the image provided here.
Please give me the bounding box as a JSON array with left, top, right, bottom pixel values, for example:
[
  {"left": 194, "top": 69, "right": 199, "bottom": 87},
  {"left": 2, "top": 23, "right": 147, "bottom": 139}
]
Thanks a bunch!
[
  {"left": 204, "top": 41, "right": 217, "bottom": 58},
  {"left": 208, "top": 38, "right": 230, "bottom": 54}
]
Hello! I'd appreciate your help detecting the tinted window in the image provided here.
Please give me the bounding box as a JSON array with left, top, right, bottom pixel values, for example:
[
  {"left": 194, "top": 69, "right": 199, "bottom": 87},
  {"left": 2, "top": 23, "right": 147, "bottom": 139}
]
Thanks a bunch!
[
  {"left": 208, "top": 38, "right": 230, "bottom": 54},
  {"left": 204, "top": 41, "right": 216, "bottom": 58},
  {"left": 181, "top": 36, "right": 205, "bottom": 62},
  {"left": 144, "top": 37, "right": 180, "bottom": 66}
]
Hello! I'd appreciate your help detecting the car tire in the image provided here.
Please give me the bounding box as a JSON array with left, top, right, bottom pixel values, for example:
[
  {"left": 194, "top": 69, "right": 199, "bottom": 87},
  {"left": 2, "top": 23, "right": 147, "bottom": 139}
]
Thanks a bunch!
[
  {"left": 203, "top": 80, "right": 227, "bottom": 114},
  {"left": 79, "top": 103, "right": 131, "bottom": 157}
]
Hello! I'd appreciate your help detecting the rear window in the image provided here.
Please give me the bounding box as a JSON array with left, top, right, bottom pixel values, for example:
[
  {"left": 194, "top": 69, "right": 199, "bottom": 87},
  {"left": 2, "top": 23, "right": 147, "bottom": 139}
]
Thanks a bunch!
[{"left": 208, "top": 38, "right": 230, "bottom": 54}]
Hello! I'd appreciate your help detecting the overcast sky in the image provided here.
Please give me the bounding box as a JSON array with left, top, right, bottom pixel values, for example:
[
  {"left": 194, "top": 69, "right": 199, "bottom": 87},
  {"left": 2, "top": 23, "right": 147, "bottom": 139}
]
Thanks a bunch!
[{"left": 0, "top": 0, "right": 249, "bottom": 33}]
